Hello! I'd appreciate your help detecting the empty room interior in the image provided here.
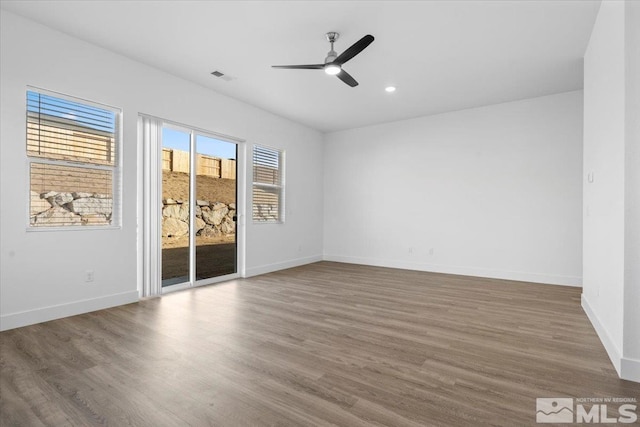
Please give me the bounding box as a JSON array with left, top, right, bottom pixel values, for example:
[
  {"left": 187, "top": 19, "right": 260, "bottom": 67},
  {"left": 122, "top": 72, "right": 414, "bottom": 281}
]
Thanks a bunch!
[{"left": 1, "top": 0, "right": 639, "bottom": 425}]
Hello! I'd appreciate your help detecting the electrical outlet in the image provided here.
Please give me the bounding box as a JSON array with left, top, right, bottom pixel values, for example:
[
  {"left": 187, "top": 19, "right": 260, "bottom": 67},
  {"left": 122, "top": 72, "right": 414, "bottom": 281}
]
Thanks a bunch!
[
  {"left": 408, "top": 247, "right": 413, "bottom": 254},
  {"left": 429, "top": 248, "right": 434, "bottom": 256},
  {"left": 85, "top": 270, "right": 94, "bottom": 282}
]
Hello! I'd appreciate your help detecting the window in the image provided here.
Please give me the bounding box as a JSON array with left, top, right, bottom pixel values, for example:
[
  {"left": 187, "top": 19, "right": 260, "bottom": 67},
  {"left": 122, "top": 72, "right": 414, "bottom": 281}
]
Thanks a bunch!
[
  {"left": 252, "top": 145, "right": 284, "bottom": 222},
  {"left": 27, "top": 89, "right": 121, "bottom": 228}
]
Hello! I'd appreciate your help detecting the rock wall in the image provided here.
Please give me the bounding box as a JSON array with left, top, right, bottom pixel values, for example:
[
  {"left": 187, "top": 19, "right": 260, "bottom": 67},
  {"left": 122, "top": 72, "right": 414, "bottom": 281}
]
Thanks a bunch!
[
  {"left": 162, "top": 198, "right": 236, "bottom": 238},
  {"left": 30, "top": 191, "right": 113, "bottom": 226},
  {"left": 29, "top": 190, "right": 237, "bottom": 233}
]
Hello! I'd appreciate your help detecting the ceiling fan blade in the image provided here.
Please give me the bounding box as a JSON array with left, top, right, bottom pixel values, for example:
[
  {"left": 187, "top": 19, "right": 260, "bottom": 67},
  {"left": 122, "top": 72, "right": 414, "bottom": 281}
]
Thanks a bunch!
[
  {"left": 271, "top": 64, "right": 324, "bottom": 69},
  {"left": 336, "top": 69, "right": 358, "bottom": 87},
  {"left": 333, "top": 34, "right": 374, "bottom": 66}
]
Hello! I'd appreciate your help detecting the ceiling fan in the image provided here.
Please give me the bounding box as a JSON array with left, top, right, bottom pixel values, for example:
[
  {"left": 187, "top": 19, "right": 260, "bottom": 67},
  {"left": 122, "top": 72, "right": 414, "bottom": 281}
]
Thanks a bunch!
[{"left": 272, "top": 32, "right": 374, "bottom": 87}]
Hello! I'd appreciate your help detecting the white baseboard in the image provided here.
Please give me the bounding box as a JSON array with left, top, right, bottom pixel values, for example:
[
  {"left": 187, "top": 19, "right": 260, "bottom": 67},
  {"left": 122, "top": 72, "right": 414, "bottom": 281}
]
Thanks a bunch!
[
  {"left": 0, "top": 290, "right": 139, "bottom": 332},
  {"left": 621, "top": 357, "right": 640, "bottom": 383},
  {"left": 244, "top": 255, "right": 323, "bottom": 278},
  {"left": 581, "top": 294, "right": 623, "bottom": 375},
  {"left": 322, "top": 255, "right": 582, "bottom": 287}
]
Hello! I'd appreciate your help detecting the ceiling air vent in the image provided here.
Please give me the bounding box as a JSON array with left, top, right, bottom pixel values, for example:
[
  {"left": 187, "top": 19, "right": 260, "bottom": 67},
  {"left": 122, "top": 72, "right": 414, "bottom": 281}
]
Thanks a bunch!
[{"left": 211, "top": 70, "right": 234, "bottom": 81}]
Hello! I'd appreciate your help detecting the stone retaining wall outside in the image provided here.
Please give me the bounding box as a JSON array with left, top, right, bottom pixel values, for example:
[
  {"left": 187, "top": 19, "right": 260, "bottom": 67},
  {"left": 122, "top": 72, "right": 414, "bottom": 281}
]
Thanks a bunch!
[
  {"left": 30, "top": 191, "right": 113, "bottom": 226},
  {"left": 162, "top": 198, "right": 236, "bottom": 238},
  {"left": 29, "top": 191, "right": 240, "bottom": 234}
]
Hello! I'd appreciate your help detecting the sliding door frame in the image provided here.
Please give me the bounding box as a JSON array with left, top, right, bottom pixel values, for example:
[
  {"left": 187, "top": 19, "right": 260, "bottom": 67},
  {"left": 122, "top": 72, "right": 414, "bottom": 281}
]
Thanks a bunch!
[{"left": 138, "top": 114, "right": 246, "bottom": 297}]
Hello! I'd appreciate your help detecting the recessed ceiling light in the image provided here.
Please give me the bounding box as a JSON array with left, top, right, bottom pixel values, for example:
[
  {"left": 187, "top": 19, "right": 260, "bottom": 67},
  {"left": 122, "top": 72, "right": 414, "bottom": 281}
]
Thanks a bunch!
[{"left": 385, "top": 86, "right": 396, "bottom": 93}]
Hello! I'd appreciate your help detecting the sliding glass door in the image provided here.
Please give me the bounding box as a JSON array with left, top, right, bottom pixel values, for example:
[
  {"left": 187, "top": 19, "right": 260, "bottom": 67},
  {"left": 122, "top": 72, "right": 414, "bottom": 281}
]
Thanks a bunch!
[
  {"left": 161, "top": 128, "right": 191, "bottom": 286},
  {"left": 195, "top": 134, "right": 237, "bottom": 280},
  {"left": 161, "top": 126, "right": 237, "bottom": 288}
]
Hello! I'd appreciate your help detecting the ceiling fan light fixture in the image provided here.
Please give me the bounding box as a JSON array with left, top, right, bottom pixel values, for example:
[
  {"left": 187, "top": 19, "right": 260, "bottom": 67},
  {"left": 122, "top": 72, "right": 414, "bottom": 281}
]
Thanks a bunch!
[
  {"left": 324, "top": 64, "right": 341, "bottom": 75},
  {"left": 272, "top": 33, "right": 374, "bottom": 87}
]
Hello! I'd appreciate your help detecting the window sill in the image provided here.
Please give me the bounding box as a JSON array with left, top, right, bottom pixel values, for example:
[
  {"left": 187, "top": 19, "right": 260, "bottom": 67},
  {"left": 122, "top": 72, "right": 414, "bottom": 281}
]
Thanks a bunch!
[{"left": 26, "top": 225, "right": 122, "bottom": 232}]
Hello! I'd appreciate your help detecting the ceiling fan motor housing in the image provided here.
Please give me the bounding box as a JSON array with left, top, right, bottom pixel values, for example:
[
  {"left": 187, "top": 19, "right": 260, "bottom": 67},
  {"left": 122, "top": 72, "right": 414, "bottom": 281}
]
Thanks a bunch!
[
  {"left": 325, "top": 32, "right": 339, "bottom": 63},
  {"left": 325, "top": 51, "right": 338, "bottom": 63}
]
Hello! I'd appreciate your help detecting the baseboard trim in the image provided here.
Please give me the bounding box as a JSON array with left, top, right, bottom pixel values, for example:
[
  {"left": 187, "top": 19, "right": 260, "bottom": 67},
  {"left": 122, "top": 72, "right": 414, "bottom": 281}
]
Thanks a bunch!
[
  {"left": 0, "top": 290, "right": 139, "bottom": 332},
  {"left": 322, "top": 255, "right": 582, "bottom": 287},
  {"left": 244, "top": 255, "right": 323, "bottom": 278},
  {"left": 621, "top": 357, "right": 640, "bottom": 383},
  {"left": 581, "top": 294, "right": 623, "bottom": 375}
]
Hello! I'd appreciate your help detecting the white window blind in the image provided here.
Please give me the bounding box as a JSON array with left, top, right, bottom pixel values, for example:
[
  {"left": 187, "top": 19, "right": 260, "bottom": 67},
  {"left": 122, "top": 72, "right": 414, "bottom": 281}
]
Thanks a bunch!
[
  {"left": 252, "top": 145, "right": 284, "bottom": 222},
  {"left": 26, "top": 90, "right": 120, "bottom": 228}
]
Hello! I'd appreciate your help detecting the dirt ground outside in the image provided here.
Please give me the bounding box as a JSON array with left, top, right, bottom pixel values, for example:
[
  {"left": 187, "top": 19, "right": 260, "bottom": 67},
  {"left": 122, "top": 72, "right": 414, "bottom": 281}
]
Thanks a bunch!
[
  {"left": 163, "top": 234, "right": 235, "bottom": 249},
  {"left": 162, "top": 242, "right": 236, "bottom": 282},
  {"left": 162, "top": 170, "right": 236, "bottom": 204}
]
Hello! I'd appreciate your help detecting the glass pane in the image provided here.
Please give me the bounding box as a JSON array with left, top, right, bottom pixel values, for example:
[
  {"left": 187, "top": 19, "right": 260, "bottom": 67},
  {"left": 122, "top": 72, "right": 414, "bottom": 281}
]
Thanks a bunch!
[
  {"left": 161, "top": 128, "right": 191, "bottom": 286},
  {"left": 252, "top": 185, "right": 281, "bottom": 222},
  {"left": 27, "top": 91, "right": 116, "bottom": 166},
  {"left": 252, "top": 145, "right": 282, "bottom": 222},
  {"left": 195, "top": 135, "right": 237, "bottom": 280},
  {"left": 30, "top": 163, "right": 113, "bottom": 227}
]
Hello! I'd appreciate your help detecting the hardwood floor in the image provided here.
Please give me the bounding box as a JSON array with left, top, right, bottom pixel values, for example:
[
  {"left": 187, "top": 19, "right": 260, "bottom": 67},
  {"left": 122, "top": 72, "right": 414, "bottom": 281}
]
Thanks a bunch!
[{"left": 1, "top": 262, "right": 638, "bottom": 426}]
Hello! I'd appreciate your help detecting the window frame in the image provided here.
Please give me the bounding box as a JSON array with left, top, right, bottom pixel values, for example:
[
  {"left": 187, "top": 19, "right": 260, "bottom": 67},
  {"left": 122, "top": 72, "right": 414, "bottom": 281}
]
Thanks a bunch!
[
  {"left": 252, "top": 144, "right": 285, "bottom": 224},
  {"left": 25, "top": 87, "right": 123, "bottom": 231}
]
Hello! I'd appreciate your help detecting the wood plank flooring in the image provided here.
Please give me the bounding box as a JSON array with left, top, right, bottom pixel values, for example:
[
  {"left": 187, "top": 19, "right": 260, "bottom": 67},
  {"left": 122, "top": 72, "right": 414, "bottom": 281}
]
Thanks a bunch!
[{"left": 1, "top": 262, "right": 638, "bottom": 426}]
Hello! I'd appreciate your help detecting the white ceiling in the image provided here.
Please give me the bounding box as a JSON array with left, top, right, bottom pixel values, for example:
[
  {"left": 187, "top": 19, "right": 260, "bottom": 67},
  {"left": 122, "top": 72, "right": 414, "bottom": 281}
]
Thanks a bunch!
[{"left": 1, "top": 0, "right": 600, "bottom": 133}]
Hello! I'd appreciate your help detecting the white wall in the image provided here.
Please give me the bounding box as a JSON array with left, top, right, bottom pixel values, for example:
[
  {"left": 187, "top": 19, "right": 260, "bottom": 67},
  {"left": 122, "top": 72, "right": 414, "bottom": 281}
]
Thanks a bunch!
[
  {"left": 582, "top": 0, "right": 626, "bottom": 370},
  {"left": 582, "top": 0, "right": 640, "bottom": 382},
  {"left": 323, "top": 91, "right": 583, "bottom": 286},
  {"left": 0, "top": 11, "right": 324, "bottom": 330}
]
